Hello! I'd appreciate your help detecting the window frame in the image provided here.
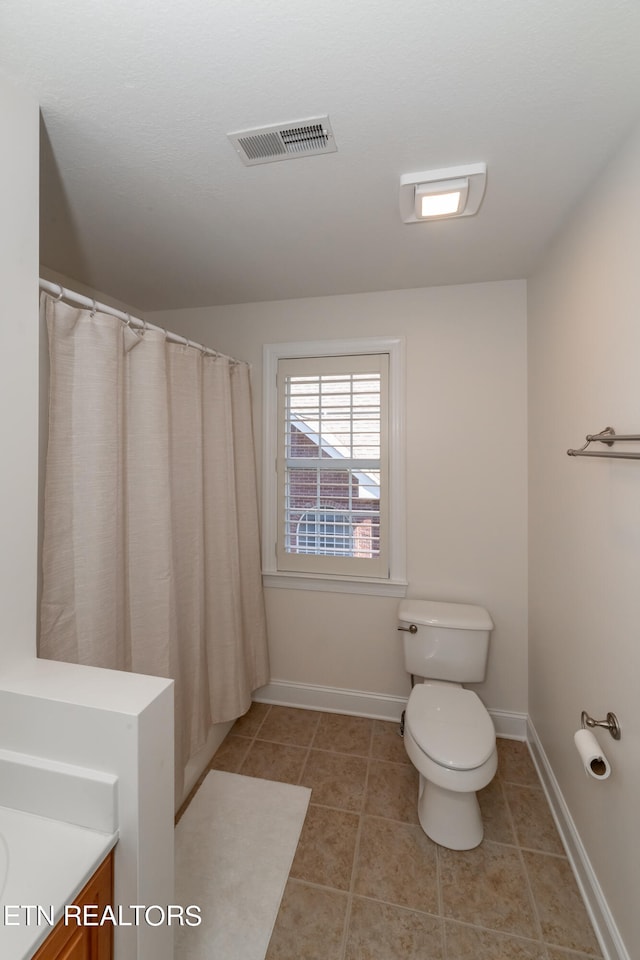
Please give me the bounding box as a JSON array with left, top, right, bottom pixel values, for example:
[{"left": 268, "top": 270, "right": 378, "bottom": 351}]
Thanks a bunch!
[{"left": 262, "top": 337, "right": 407, "bottom": 596}]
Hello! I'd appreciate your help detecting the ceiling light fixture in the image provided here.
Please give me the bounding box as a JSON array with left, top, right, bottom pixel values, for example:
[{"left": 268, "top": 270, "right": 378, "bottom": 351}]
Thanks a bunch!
[{"left": 399, "top": 163, "right": 487, "bottom": 223}]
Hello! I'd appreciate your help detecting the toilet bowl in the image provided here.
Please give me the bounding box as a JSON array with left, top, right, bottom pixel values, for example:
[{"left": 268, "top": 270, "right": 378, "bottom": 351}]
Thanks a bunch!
[{"left": 403, "top": 680, "right": 497, "bottom": 850}]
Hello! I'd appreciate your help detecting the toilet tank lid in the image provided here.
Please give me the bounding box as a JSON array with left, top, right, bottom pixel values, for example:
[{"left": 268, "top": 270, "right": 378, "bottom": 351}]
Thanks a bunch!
[{"left": 398, "top": 599, "right": 493, "bottom": 631}]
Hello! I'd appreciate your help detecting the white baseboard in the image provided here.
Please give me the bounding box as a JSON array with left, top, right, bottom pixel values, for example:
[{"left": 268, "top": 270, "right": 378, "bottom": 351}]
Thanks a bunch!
[
  {"left": 488, "top": 708, "right": 528, "bottom": 740},
  {"left": 527, "top": 718, "right": 628, "bottom": 960},
  {"left": 253, "top": 679, "right": 407, "bottom": 721},
  {"left": 253, "top": 679, "right": 527, "bottom": 740}
]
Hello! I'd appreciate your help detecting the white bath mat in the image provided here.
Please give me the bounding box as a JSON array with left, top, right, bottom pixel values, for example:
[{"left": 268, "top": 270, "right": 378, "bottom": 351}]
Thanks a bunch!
[{"left": 174, "top": 770, "right": 311, "bottom": 960}]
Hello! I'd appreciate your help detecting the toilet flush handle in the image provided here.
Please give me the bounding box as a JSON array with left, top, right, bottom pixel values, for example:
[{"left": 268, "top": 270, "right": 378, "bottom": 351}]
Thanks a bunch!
[{"left": 397, "top": 623, "right": 418, "bottom": 634}]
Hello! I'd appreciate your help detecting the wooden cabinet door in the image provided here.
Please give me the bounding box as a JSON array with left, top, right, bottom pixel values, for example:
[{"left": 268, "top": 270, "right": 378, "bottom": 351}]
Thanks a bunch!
[
  {"left": 55, "top": 926, "right": 89, "bottom": 960},
  {"left": 32, "top": 851, "right": 114, "bottom": 960}
]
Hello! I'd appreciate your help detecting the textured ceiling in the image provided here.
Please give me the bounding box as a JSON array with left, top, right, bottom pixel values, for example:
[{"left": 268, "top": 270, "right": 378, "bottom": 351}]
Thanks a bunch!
[{"left": 2, "top": 0, "right": 640, "bottom": 311}]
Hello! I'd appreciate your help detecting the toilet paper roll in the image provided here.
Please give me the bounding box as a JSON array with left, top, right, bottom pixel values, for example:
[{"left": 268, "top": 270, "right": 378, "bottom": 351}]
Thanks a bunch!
[{"left": 574, "top": 728, "right": 611, "bottom": 779}]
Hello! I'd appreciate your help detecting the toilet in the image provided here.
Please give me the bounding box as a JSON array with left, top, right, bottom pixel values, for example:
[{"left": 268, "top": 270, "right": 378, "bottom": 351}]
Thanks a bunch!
[{"left": 398, "top": 598, "right": 497, "bottom": 850}]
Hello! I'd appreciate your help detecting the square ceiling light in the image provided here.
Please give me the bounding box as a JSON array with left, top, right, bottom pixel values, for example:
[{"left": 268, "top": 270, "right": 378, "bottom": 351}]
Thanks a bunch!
[{"left": 400, "top": 163, "right": 487, "bottom": 223}]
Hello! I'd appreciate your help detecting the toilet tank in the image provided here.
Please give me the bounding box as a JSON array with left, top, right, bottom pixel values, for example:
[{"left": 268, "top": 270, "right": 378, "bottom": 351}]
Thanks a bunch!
[{"left": 398, "top": 599, "right": 493, "bottom": 682}]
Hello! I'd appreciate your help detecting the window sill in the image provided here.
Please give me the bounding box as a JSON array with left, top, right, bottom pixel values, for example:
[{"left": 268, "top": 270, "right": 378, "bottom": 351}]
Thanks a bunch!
[{"left": 262, "top": 572, "right": 408, "bottom": 597}]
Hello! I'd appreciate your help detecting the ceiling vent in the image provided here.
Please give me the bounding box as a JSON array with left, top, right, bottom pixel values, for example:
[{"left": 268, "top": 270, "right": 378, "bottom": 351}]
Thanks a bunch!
[{"left": 228, "top": 116, "right": 337, "bottom": 166}]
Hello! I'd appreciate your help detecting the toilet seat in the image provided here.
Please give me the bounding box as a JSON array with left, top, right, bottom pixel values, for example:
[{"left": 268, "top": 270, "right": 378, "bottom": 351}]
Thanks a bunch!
[{"left": 405, "top": 684, "right": 495, "bottom": 771}]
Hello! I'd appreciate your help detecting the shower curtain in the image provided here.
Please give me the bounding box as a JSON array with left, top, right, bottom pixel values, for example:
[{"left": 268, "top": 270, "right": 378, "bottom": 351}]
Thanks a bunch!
[{"left": 39, "top": 296, "right": 270, "bottom": 784}]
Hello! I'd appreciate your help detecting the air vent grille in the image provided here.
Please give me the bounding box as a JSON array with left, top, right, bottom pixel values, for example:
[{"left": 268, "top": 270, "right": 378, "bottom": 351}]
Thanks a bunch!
[{"left": 228, "top": 117, "right": 337, "bottom": 166}]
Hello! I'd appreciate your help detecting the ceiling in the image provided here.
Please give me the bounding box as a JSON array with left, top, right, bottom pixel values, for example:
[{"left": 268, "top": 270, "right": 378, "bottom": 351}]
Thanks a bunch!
[{"left": 2, "top": 0, "right": 640, "bottom": 312}]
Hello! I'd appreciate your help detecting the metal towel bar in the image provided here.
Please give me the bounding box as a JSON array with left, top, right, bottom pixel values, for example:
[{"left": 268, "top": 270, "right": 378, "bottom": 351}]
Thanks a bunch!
[{"left": 567, "top": 427, "right": 640, "bottom": 460}]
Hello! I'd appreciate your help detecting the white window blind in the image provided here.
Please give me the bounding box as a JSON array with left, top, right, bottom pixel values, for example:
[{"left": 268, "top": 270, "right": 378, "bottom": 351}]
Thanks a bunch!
[{"left": 277, "top": 353, "right": 389, "bottom": 577}]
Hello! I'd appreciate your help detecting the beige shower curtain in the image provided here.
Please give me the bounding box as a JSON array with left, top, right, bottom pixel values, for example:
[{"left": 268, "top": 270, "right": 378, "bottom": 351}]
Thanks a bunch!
[{"left": 39, "top": 296, "right": 269, "bottom": 777}]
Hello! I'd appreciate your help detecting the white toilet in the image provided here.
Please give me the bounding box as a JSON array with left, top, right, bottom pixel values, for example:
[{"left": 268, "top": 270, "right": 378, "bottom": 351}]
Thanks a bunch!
[{"left": 399, "top": 598, "right": 497, "bottom": 851}]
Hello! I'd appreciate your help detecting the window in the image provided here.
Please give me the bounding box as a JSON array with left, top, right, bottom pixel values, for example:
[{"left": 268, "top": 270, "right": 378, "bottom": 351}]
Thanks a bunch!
[
  {"left": 262, "top": 338, "right": 406, "bottom": 596},
  {"left": 278, "top": 353, "right": 386, "bottom": 577}
]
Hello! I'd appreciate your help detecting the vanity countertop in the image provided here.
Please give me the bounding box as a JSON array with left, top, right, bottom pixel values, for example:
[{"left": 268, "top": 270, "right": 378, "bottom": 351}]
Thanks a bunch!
[{"left": 0, "top": 804, "right": 118, "bottom": 960}]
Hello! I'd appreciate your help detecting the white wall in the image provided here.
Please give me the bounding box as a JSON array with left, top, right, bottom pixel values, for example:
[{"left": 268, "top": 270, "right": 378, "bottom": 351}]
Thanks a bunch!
[
  {"left": 151, "top": 279, "right": 529, "bottom": 715},
  {"left": 528, "top": 122, "right": 640, "bottom": 957},
  {"left": 0, "top": 72, "right": 39, "bottom": 665}
]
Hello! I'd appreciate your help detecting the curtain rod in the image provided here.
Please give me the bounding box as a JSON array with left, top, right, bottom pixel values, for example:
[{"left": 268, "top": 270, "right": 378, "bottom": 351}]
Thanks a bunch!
[{"left": 39, "top": 279, "right": 246, "bottom": 366}]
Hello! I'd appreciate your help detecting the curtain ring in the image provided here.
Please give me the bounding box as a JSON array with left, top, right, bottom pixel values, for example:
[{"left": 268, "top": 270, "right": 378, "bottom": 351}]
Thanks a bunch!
[
  {"left": 53, "top": 284, "right": 64, "bottom": 302},
  {"left": 90, "top": 299, "right": 97, "bottom": 317},
  {"left": 123, "top": 313, "right": 132, "bottom": 328},
  {"left": 141, "top": 319, "right": 148, "bottom": 336}
]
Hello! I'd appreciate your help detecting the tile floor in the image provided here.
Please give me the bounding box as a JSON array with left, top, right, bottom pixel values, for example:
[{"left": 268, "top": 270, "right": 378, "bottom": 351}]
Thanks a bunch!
[{"left": 199, "top": 703, "right": 603, "bottom": 960}]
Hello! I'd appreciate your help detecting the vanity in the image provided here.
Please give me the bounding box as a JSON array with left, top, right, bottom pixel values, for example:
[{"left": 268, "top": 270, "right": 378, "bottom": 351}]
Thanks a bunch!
[
  {"left": 0, "top": 749, "right": 118, "bottom": 960},
  {"left": 0, "top": 659, "right": 175, "bottom": 960}
]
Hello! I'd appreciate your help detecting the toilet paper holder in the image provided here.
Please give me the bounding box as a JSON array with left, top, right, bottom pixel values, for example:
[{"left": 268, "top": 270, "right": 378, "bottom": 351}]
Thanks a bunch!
[{"left": 581, "top": 710, "right": 621, "bottom": 740}]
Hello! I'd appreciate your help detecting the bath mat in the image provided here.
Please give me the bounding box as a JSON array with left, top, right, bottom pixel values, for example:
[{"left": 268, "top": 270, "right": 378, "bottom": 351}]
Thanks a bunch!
[{"left": 174, "top": 770, "right": 311, "bottom": 960}]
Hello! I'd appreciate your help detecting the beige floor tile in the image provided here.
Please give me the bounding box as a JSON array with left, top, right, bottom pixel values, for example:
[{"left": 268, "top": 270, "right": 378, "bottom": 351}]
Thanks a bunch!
[
  {"left": 444, "top": 920, "right": 546, "bottom": 959},
  {"left": 231, "top": 700, "right": 271, "bottom": 737},
  {"left": 365, "top": 759, "right": 419, "bottom": 823},
  {"left": 210, "top": 733, "right": 252, "bottom": 773},
  {"left": 266, "top": 880, "right": 348, "bottom": 960},
  {"left": 291, "top": 804, "right": 360, "bottom": 890},
  {"left": 301, "top": 749, "right": 368, "bottom": 811},
  {"left": 354, "top": 815, "right": 439, "bottom": 914},
  {"left": 239, "top": 739, "right": 308, "bottom": 784},
  {"left": 504, "top": 783, "right": 565, "bottom": 855},
  {"left": 372, "top": 719, "right": 410, "bottom": 764},
  {"left": 258, "top": 705, "right": 322, "bottom": 746},
  {"left": 345, "top": 897, "right": 443, "bottom": 959},
  {"left": 439, "top": 841, "right": 538, "bottom": 939},
  {"left": 522, "top": 851, "right": 602, "bottom": 955},
  {"left": 313, "top": 713, "right": 373, "bottom": 756},
  {"left": 478, "top": 778, "right": 517, "bottom": 845},
  {"left": 186, "top": 713, "right": 601, "bottom": 960},
  {"left": 546, "top": 948, "right": 603, "bottom": 960},
  {"left": 497, "top": 739, "right": 540, "bottom": 787}
]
